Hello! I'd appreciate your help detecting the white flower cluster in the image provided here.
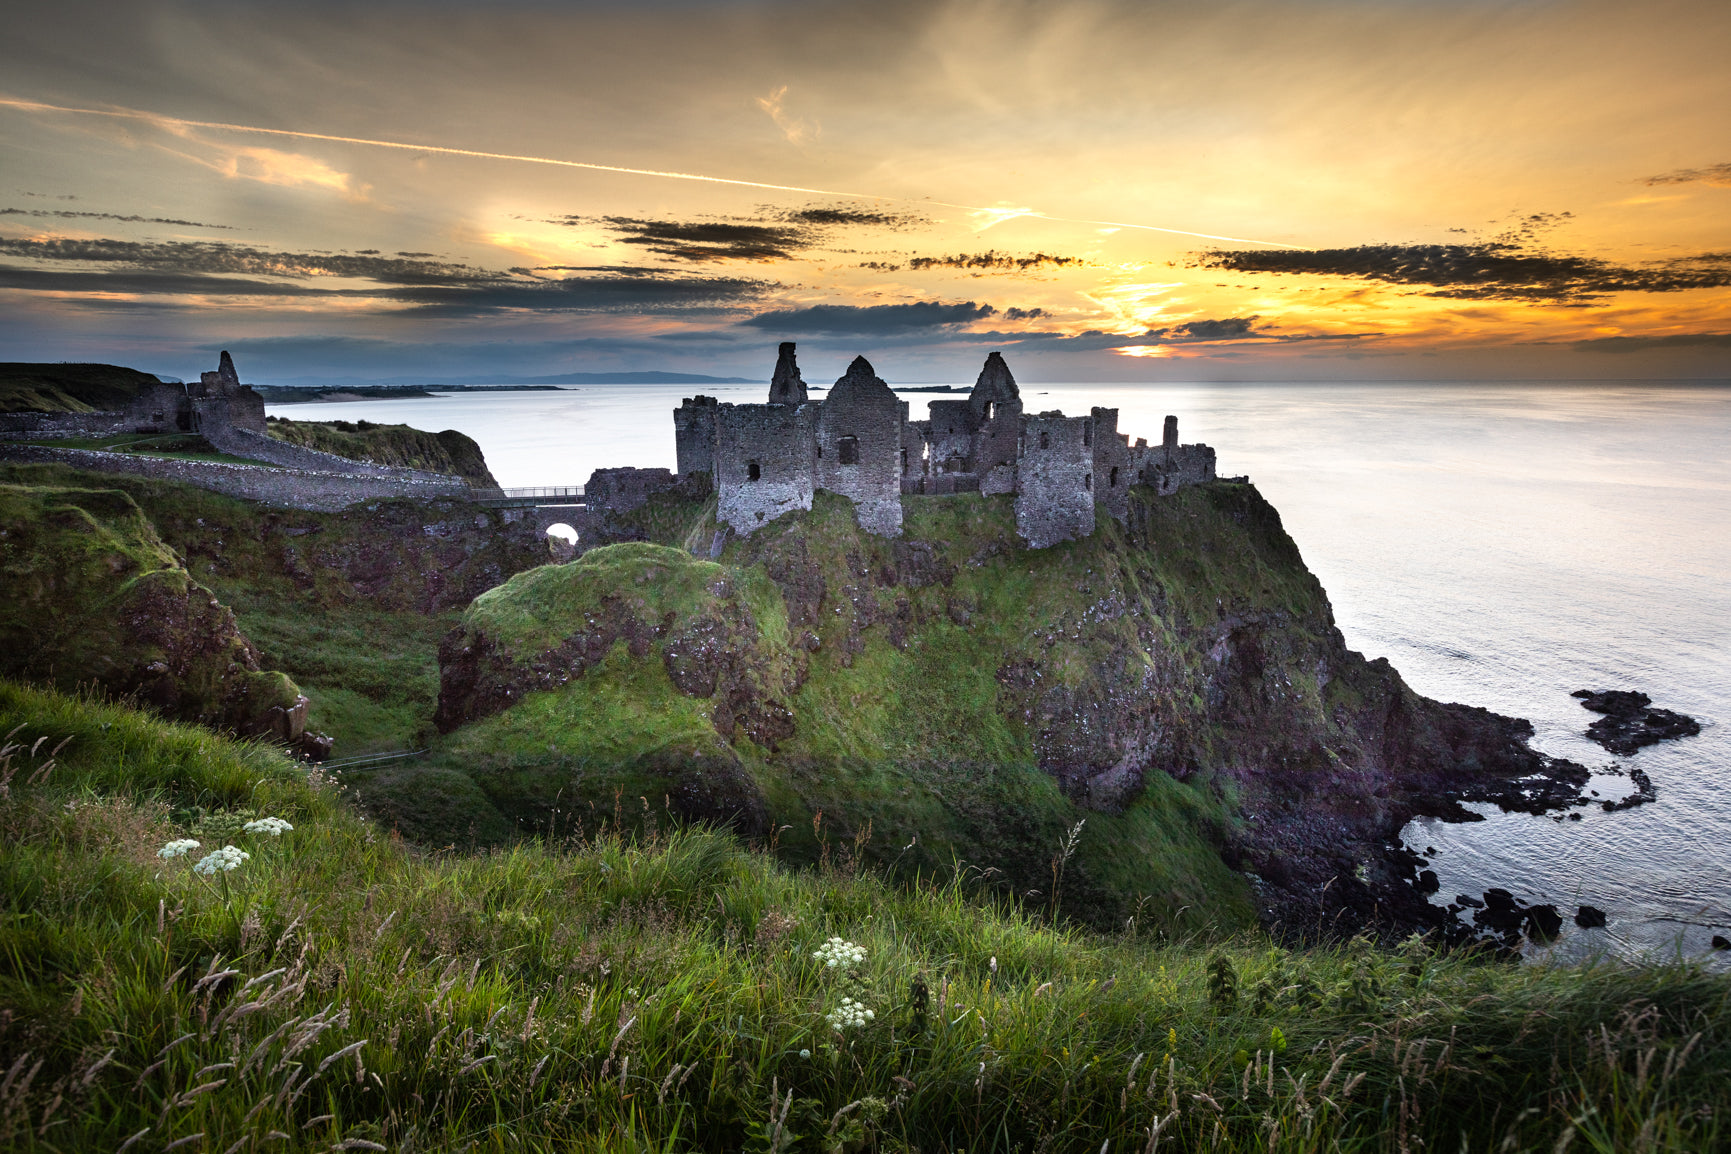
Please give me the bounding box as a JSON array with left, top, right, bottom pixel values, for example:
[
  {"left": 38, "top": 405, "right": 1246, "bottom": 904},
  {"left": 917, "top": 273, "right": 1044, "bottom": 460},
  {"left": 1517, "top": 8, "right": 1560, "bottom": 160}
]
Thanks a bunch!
[
  {"left": 243, "top": 817, "right": 293, "bottom": 836},
  {"left": 158, "top": 839, "right": 201, "bottom": 859},
  {"left": 194, "top": 845, "right": 250, "bottom": 875},
  {"left": 812, "top": 937, "right": 867, "bottom": 970},
  {"left": 825, "top": 996, "right": 875, "bottom": 1031}
]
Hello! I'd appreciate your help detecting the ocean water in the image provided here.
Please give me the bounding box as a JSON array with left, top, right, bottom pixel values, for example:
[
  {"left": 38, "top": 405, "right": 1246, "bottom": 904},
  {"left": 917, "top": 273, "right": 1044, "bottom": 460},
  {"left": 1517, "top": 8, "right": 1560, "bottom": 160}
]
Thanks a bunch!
[{"left": 268, "top": 379, "right": 1731, "bottom": 961}]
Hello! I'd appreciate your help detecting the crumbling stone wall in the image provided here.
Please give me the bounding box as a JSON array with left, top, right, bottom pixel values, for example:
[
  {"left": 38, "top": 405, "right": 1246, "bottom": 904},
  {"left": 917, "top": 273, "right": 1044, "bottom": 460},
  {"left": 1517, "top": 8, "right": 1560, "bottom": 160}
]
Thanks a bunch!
[
  {"left": 815, "top": 356, "right": 903, "bottom": 537},
  {"left": 1015, "top": 412, "right": 1096, "bottom": 548},
  {"left": 1090, "top": 407, "right": 1134, "bottom": 522},
  {"left": 715, "top": 402, "right": 816, "bottom": 534},
  {"left": 1138, "top": 415, "right": 1218, "bottom": 495},
  {"left": 899, "top": 419, "right": 929, "bottom": 494},
  {"left": 673, "top": 394, "right": 719, "bottom": 478},
  {"left": 124, "top": 383, "right": 194, "bottom": 433},
  {"left": 0, "top": 410, "right": 127, "bottom": 439}
]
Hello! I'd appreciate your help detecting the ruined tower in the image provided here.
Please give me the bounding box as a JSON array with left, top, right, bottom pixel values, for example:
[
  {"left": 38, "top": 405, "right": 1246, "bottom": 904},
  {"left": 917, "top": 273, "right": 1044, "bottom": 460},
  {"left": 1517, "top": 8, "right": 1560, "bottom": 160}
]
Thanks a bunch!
[
  {"left": 768, "top": 342, "right": 808, "bottom": 406},
  {"left": 816, "top": 355, "right": 904, "bottom": 537},
  {"left": 970, "top": 351, "right": 1023, "bottom": 495}
]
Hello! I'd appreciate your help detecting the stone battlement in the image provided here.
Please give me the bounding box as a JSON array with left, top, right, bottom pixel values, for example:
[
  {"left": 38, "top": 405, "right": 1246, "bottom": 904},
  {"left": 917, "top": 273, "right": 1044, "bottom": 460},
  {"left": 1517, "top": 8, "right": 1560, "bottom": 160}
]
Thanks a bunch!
[{"left": 670, "top": 345, "right": 1219, "bottom": 548}]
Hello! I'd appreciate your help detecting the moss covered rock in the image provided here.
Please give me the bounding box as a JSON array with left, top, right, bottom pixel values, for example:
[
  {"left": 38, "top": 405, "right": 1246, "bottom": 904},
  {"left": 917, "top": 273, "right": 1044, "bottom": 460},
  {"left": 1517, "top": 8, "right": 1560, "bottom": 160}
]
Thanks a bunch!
[{"left": 0, "top": 483, "right": 305, "bottom": 739}]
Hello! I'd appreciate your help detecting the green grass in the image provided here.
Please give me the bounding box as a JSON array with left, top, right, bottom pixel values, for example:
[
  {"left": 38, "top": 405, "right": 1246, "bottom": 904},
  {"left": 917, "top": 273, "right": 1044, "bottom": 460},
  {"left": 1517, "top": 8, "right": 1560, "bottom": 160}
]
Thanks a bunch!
[{"left": 1, "top": 678, "right": 1726, "bottom": 1153}]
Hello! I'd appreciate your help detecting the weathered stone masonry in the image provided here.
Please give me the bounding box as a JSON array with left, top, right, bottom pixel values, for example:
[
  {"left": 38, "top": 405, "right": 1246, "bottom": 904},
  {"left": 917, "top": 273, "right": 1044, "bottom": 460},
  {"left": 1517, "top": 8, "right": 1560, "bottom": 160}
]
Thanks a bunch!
[{"left": 669, "top": 344, "right": 1219, "bottom": 548}]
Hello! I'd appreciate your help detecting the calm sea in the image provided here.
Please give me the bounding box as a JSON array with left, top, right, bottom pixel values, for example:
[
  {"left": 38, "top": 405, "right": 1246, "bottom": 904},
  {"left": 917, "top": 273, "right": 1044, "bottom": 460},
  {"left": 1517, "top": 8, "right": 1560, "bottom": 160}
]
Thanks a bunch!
[{"left": 268, "top": 379, "right": 1731, "bottom": 962}]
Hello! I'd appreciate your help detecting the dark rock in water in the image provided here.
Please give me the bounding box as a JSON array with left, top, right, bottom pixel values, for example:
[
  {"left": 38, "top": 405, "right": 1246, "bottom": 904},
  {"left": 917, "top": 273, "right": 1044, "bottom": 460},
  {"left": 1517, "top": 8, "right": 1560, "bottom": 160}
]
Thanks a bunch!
[
  {"left": 1575, "top": 905, "right": 1607, "bottom": 928},
  {"left": 1573, "top": 689, "right": 1701, "bottom": 757},
  {"left": 1525, "top": 904, "right": 1564, "bottom": 941},
  {"left": 1416, "top": 869, "right": 1439, "bottom": 894},
  {"left": 1713, "top": 935, "right": 1730, "bottom": 951},
  {"left": 1475, "top": 888, "right": 1527, "bottom": 933},
  {"left": 1602, "top": 766, "right": 1656, "bottom": 812},
  {"left": 1456, "top": 893, "right": 1485, "bottom": 909}
]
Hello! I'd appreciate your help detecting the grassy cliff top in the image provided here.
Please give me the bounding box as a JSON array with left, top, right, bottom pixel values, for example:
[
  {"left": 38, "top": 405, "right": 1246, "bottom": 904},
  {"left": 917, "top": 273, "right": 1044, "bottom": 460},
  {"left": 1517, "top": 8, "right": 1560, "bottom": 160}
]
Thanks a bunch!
[
  {"left": 1, "top": 677, "right": 1726, "bottom": 1152},
  {"left": 265, "top": 415, "right": 498, "bottom": 485},
  {"left": 0, "top": 362, "right": 166, "bottom": 412}
]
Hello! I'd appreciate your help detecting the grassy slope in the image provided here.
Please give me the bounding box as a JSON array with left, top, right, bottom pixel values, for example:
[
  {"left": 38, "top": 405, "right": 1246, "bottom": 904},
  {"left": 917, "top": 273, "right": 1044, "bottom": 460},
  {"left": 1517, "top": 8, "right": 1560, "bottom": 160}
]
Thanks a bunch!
[
  {"left": 0, "top": 463, "right": 545, "bottom": 757},
  {"left": 416, "top": 485, "right": 1362, "bottom": 936},
  {"left": 0, "top": 482, "right": 302, "bottom": 731},
  {"left": 0, "top": 363, "right": 164, "bottom": 413},
  {"left": 1, "top": 678, "right": 1726, "bottom": 1153},
  {"left": 265, "top": 417, "right": 499, "bottom": 486}
]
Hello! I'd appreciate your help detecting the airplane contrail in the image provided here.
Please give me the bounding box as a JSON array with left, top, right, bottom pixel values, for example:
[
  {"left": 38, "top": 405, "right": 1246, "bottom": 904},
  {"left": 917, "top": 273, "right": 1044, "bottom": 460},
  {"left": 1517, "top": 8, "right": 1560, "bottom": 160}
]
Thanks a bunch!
[{"left": 0, "top": 95, "right": 1299, "bottom": 249}]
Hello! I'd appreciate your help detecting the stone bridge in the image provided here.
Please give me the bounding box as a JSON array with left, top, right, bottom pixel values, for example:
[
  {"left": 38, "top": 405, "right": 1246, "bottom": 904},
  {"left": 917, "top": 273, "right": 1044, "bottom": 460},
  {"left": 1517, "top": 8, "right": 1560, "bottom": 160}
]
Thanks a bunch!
[{"left": 473, "top": 486, "right": 592, "bottom": 539}]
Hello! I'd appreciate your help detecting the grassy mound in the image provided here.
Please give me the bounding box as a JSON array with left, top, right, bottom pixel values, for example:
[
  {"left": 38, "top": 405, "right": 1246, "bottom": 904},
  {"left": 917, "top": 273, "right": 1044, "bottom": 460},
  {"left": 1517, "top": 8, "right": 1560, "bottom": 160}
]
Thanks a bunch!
[
  {"left": 0, "top": 483, "right": 303, "bottom": 736},
  {"left": 265, "top": 416, "right": 499, "bottom": 486},
  {"left": 1, "top": 679, "right": 1725, "bottom": 1152}
]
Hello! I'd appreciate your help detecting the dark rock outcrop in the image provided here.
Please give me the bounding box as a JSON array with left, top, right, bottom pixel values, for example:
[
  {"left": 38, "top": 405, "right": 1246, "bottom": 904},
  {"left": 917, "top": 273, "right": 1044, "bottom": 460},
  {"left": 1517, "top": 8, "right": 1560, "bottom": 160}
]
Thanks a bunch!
[{"left": 1573, "top": 689, "right": 1701, "bottom": 756}]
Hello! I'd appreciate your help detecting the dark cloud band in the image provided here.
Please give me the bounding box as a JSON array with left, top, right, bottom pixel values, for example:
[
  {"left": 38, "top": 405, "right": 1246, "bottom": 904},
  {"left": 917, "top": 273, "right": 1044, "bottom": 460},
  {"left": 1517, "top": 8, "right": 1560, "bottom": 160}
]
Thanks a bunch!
[{"left": 1191, "top": 243, "right": 1731, "bottom": 302}]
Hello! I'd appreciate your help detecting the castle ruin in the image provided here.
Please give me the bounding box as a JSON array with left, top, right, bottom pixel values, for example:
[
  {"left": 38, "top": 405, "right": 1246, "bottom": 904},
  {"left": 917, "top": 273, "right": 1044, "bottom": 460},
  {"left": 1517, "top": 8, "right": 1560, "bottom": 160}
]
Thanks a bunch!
[{"left": 669, "top": 344, "right": 1217, "bottom": 550}]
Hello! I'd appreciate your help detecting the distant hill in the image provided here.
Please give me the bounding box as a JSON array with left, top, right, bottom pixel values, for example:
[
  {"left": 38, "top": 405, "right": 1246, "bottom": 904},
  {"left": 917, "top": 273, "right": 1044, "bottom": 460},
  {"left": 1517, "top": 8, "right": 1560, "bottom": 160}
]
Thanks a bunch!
[{"left": 0, "top": 363, "right": 168, "bottom": 413}]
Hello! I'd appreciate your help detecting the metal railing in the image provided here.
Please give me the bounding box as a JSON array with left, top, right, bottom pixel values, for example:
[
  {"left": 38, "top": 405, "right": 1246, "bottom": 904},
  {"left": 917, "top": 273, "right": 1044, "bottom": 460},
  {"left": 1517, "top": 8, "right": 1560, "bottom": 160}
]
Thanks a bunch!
[{"left": 471, "top": 485, "right": 586, "bottom": 506}]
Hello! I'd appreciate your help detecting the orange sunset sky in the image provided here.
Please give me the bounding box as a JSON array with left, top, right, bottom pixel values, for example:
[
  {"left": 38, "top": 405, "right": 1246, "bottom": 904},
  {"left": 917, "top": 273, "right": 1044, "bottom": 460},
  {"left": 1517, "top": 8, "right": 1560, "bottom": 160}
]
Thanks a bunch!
[{"left": 2, "top": 0, "right": 1728, "bottom": 383}]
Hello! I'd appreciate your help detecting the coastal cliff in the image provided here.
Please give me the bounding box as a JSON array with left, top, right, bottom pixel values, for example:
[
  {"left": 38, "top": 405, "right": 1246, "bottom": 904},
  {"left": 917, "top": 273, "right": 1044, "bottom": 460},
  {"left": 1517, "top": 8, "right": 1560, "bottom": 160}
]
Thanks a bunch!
[{"left": 429, "top": 482, "right": 1586, "bottom": 939}]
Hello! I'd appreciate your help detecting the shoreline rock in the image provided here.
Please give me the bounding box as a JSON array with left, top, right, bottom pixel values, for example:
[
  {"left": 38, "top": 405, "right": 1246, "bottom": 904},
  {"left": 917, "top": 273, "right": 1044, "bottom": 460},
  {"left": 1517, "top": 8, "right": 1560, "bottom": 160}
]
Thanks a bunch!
[{"left": 1573, "top": 689, "right": 1700, "bottom": 757}]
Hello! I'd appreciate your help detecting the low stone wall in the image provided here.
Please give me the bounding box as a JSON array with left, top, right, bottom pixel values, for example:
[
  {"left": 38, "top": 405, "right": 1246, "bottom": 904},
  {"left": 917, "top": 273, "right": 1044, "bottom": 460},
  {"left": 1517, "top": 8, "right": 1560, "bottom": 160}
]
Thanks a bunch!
[
  {"left": 0, "top": 444, "right": 473, "bottom": 510},
  {"left": 0, "top": 410, "right": 127, "bottom": 439}
]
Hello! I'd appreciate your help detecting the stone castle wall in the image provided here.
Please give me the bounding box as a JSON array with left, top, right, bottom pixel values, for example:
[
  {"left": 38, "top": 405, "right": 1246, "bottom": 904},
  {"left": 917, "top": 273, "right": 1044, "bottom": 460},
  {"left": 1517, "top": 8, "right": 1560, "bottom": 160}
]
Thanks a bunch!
[
  {"left": 1089, "top": 407, "right": 1134, "bottom": 522},
  {"left": 715, "top": 402, "right": 817, "bottom": 534},
  {"left": 674, "top": 345, "right": 1221, "bottom": 548},
  {"left": 673, "top": 394, "right": 719, "bottom": 478},
  {"left": 814, "top": 358, "right": 904, "bottom": 537},
  {"left": 1015, "top": 413, "right": 1096, "bottom": 549}
]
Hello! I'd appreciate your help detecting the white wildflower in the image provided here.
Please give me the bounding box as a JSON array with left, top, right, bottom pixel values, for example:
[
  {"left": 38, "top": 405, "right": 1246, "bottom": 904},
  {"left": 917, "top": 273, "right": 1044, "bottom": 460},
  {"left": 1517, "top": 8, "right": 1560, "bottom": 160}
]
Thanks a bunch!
[
  {"left": 243, "top": 816, "right": 293, "bottom": 836},
  {"left": 158, "top": 839, "right": 201, "bottom": 859},
  {"left": 825, "top": 996, "right": 875, "bottom": 1032},
  {"left": 193, "top": 845, "right": 251, "bottom": 875},
  {"left": 812, "top": 937, "right": 867, "bottom": 970},
  {"left": 799, "top": 1049, "right": 811, "bottom": 1059}
]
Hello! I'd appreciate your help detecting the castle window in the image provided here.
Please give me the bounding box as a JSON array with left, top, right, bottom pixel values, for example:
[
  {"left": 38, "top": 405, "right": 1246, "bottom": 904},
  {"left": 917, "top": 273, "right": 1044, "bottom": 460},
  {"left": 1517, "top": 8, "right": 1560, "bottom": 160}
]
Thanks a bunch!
[
  {"left": 900, "top": 446, "right": 908, "bottom": 474},
  {"left": 983, "top": 401, "right": 994, "bottom": 421},
  {"left": 151, "top": 411, "right": 164, "bottom": 423},
  {"left": 747, "top": 460, "right": 761, "bottom": 481},
  {"left": 1083, "top": 422, "right": 1092, "bottom": 447},
  {"left": 1084, "top": 472, "right": 1092, "bottom": 490},
  {"left": 816, "top": 446, "right": 822, "bottom": 459},
  {"left": 1039, "top": 430, "right": 1050, "bottom": 450},
  {"left": 1110, "top": 466, "right": 1119, "bottom": 488},
  {"left": 838, "top": 435, "right": 859, "bottom": 465}
]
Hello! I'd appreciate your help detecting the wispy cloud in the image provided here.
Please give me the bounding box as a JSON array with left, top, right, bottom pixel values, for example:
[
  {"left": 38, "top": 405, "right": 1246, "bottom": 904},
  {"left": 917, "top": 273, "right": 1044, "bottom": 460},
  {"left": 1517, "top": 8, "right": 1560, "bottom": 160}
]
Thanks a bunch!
[
  {"left": 1642, "top": 162, "right": 1731, "bottom": 188},
  {"left": 0, "top": 207, "right": 235, "bottom": 229},
  {"left": 755, "top": 86, "right": 819, "bottom": 145}
]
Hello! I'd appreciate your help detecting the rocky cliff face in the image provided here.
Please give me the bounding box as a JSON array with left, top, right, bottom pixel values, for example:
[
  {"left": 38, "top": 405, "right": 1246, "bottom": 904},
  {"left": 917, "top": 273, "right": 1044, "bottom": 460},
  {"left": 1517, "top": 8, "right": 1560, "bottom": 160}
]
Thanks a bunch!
[{"left": 432, "top": 483, "right": 1586, "bottom": 939}]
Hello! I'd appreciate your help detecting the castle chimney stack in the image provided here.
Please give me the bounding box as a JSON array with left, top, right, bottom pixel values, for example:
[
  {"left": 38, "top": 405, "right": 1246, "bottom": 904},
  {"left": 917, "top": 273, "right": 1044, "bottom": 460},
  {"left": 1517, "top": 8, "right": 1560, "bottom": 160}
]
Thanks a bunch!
[
  {"left": 1162, "top": 414, "right": 1179, "bottom": 452},
  {"left": 769, "top": 342, "right": 808, "bottom": 405}
]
